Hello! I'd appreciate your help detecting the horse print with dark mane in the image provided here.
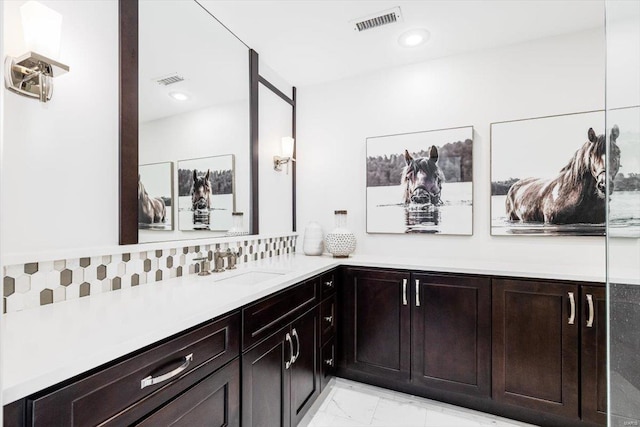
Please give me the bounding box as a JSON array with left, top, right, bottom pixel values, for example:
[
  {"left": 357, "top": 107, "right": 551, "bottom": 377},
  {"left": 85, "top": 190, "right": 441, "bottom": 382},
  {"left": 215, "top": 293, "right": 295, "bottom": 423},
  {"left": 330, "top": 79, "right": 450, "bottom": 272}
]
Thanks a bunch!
[
  {"left": 192, "top": 169, "right": 212, "bottom": 229},
  {"left": 506, "top": 126, "right": 621, "bottom": 224},
  {"left": 402, "top": 146, "right": 444, "bottom": 206},
  {"left": 138, "top": 175, "right": 166, "bottom": 225}
]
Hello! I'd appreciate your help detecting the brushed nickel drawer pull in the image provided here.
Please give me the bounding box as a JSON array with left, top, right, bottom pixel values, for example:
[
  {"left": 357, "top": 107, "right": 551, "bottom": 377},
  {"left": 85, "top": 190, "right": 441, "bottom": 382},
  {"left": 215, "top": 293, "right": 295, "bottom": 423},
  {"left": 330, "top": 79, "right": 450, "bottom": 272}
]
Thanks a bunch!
[
  {"left": 325, "top": 358, "right": 334, "bottom": 367},
  {"left": 324, "top": 315, "right": 333, "bottom": 323},
  {"left": 568, "top": 292, "right": 575, "bottom": 325},
  {"left": 324, "top": 280, "right": 334, "bottom": 288},
  {"left": 140, "top": 353, "right": 193, "bottom": 389},
  {"left": 285, "top": 333, "right": 293, "bottom": 369},
  {"left": 586, "top": 294, "right": 594, "bottom": 328},
  {"left": 415, "top": 279, "right": 421, "bottom": 307},
  {"left": 291, "top": 328, "right": 301, "bottom": 364},
  {"left": 402, "top": 279, "right": 408, "bottom": 306}
]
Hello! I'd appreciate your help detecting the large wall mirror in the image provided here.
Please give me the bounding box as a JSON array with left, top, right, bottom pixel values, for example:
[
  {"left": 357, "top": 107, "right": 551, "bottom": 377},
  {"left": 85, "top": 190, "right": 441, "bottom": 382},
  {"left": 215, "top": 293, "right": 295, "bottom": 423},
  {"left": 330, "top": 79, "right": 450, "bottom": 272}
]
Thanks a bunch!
[{"left": 119, "top": 0, "right": 257, "bottom": 244}]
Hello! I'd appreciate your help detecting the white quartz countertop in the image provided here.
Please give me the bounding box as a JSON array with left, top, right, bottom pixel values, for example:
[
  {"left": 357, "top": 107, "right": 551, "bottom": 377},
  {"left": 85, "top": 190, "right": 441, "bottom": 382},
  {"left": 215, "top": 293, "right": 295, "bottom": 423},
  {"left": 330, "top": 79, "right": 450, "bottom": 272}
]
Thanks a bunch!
[{"left": 1, "top": 253, "right": 608, "bottom": 404}]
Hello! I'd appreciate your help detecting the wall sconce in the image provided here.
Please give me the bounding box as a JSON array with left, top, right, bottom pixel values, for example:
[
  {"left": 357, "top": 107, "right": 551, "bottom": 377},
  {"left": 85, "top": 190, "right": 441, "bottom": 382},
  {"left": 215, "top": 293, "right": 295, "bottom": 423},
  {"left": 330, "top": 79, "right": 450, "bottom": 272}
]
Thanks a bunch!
[
  {"left": 4, "top": 1, "right": 69, "bottom": 103},
  {"left": 274, "top": 136, "right": 296, "bottom": 173}
]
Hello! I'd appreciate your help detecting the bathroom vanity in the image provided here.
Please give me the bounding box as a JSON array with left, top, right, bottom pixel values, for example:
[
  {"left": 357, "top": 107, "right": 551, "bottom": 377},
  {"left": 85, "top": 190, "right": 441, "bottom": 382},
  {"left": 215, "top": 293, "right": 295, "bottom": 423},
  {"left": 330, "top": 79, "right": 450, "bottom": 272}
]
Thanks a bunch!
[{"left": 2, "top": 255, "right": 606, "bottom": 426}]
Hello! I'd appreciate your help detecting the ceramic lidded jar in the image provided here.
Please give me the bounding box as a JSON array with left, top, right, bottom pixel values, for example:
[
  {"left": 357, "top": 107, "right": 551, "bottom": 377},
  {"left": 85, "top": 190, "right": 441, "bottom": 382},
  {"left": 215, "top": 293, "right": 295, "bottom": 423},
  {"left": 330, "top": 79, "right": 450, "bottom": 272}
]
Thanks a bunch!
[
  {"left": 325, "top": 210, "right": 356, "bottom": 258},
  {"left": 303, "top": 222, "right": 324, "bottom": 256}
]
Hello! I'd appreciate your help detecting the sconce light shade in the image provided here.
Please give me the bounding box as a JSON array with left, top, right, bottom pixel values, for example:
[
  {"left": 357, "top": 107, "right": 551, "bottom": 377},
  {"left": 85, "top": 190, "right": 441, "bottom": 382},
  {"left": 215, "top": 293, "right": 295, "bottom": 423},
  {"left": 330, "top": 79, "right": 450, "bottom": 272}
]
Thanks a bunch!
[
  {"left": 4, "top": 1, "right": 69, "bottom": 103},
  {"left": 281, "top": 137, "right": 295, "bottom": 158},
  {"left": 274, "top": 137, "right": 296, "bottom": 172},
  {"left": 21, "top": 1, "right": 63, "bottom": 59}
]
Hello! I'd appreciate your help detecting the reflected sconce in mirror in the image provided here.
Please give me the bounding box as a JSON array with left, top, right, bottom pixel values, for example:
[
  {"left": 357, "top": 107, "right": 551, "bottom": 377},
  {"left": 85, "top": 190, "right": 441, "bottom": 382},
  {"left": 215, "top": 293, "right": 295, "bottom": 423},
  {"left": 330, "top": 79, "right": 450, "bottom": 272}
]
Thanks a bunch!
[
  {"left": 274, "top": 136, "right": 296, "bottom": 173},
  {"left": 4, "top": 1, "right": 69, "bottom": 103}
]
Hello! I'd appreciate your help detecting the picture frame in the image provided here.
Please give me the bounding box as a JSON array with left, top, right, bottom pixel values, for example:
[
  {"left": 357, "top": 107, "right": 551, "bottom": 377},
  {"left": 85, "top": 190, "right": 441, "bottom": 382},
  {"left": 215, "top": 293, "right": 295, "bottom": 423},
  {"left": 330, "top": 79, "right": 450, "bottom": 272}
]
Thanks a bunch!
[
  {"left": 490, "top": 110, "right": 612, "bottom": 236},
  {"left": 366, "top": 126, "right": 474, "bottom": 235},
  {"left": 177, "top": 154, "right": 236, "bottom": 231}
]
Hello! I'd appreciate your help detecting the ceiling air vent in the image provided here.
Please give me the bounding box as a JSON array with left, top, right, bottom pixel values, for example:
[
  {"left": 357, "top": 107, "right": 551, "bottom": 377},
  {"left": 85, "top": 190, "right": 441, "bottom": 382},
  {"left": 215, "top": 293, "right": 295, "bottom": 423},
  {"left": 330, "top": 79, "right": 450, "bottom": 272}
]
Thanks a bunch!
[
  {"left": 153, "top": 73, "right": 185, "bottom": 86},
  {"left": 351, "top": 7, "right": 402, "bottom": 32}
]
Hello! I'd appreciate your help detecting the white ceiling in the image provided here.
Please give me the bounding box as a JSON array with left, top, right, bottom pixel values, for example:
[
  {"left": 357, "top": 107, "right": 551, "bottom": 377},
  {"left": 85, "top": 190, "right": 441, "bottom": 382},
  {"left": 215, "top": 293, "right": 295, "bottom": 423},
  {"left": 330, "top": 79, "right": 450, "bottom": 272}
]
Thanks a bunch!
[{"left": 199, "top": 0, "right": 605, "bottom": 88}]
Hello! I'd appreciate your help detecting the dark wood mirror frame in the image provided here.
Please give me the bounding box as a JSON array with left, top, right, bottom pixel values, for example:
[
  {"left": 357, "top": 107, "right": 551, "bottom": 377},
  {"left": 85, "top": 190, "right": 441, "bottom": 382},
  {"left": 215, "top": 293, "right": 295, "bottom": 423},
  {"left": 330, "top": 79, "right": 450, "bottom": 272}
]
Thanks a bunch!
[{"left": 119, "top": 0, "right": 296, "bottom": 245}]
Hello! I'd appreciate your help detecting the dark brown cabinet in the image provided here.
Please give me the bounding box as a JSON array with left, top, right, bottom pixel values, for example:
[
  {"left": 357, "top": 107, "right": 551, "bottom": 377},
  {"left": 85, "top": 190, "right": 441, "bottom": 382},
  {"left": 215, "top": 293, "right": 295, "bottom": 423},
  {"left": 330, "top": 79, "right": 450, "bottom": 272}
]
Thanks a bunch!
[
  {"left": 341, "top": 268, "right": 411, "bottom": 383},
  {"left": 26, "top": 312, "right": 240, "bottom": 427},
  {"left": 492, "top": 278, "right": 579, "bottom": 419},
  {"left": 242, "top": 307, "right": 320, "bottom": 427},
  {"left": 341, "top": 268, "right": 491, "bottom": 398},
  {"left": 581, "top": 286, "right": 607, "bottom": 425},
  {"left": 136, "top": 358, "right": 240, "bottom": 427},
  {"left": 411, "top": 273, "right": 491, "bottom": 397}
]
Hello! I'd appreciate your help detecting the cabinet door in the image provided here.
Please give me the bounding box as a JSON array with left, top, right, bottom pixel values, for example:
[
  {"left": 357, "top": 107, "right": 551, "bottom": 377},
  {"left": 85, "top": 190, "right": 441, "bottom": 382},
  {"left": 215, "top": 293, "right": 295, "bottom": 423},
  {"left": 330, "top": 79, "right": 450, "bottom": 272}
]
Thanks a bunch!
[
  {"left": 411, "top": 274, "right": 491, "bottom": 397},
  {"left": 136, "top": 359, "right": 240, "bottom": 427},
  {"left": 341, "top": 268, "right": 411, "bottom": 382},
  {"left": 242, "top": 326, "right": 292, "bottom": 427},
  {"left": 492, "top": 278, "right": 579, "bottom": 419},
  {"left": 290, "top": 308, "right": 321, "bottom": 426},
  {"left": 320, "top": 338, "right": 336, "bottom": 392},
  {"left": 581, "top": 286, "right": 607, "bottom": 425}
]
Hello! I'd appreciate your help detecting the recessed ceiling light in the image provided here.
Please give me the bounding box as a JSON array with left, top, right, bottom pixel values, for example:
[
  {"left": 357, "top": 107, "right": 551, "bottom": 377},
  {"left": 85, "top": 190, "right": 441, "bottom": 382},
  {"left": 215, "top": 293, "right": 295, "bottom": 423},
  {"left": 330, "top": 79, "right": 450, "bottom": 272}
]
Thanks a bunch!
[
  {"left": 398, "top": 29, "right": 430, "bottom": 48},
  {"left": 169, "top": 91, "right": 189, "bottom": 101}
]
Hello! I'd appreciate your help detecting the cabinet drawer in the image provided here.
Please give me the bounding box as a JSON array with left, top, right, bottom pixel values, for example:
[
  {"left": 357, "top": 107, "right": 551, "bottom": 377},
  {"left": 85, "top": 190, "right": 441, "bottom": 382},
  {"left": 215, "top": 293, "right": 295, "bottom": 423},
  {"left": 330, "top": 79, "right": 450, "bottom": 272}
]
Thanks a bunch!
[
  {"left": 135, "top": 359, "right": 240, "bottom": 427},
  {"left": 320, "top": 269, "right": 337, "bottom": 299},
  {"left": 320, "top": 295, "right": 336, "bottom": 346},
  {"left": 243, "top": 278, "right": 319, "bottom": 350},
  {"left": 30, "top": 312, "right": 240, "bottom": 427}
]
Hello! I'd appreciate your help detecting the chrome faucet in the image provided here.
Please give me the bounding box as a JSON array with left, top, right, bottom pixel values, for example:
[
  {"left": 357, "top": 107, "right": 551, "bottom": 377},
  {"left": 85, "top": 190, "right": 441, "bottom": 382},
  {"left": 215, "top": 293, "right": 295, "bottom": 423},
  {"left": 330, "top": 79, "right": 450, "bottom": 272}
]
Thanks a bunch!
[{"left": 213, "top": 248, "right": 239, "bottom": 272}]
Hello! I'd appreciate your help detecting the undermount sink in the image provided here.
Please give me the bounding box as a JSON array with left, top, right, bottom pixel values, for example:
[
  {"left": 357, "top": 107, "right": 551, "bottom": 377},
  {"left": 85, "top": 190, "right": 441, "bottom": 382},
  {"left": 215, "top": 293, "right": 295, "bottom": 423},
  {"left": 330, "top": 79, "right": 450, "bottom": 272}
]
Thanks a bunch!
[{"left": 215, "top": 270, "right": 286, "bottom": 286}]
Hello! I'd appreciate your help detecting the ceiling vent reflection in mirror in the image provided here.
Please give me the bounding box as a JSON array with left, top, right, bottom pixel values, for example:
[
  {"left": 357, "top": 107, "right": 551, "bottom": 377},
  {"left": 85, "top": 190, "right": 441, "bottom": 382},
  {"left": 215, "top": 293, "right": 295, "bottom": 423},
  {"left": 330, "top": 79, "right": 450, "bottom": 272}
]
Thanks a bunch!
[
  {"left": 154, "top": 73, "right": 185, "bottom": 86},
  {"left": 351, "top": 6, "right": 402, "bottom": 32}
]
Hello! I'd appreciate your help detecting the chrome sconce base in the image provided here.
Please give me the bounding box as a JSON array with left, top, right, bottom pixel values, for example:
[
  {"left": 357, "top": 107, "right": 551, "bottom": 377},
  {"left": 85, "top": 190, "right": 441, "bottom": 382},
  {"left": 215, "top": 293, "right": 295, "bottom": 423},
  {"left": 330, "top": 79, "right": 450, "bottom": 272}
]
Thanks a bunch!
[
  {"left": 274, "top": 156, "right": 295, "bottom": 173},
  {"left": 4, "top": 52, "right": 69, "bottom": 103}
]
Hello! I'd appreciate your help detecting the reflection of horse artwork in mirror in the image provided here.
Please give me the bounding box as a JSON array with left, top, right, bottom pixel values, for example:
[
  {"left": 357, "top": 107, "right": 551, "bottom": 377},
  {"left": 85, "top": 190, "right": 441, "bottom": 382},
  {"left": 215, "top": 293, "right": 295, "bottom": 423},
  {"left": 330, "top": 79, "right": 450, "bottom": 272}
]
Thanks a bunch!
[
  {"left": 506, "top": 126, "right": 620, "bottom": 224},
  {"left": 191, "top": 169, "right": 212, "bottom": 229},
  {"left": 138, "top": 162, "right": 173, "bottom": 231},
  {"left": 490, "top": 110, "right": 623, "bottom": 236},
  {"left": 138, "top": 177, "right": 166, "bottom": 224},
  {"left": 366, "top": 126, "right": 474, "bottom": 235},
  {"left": 177, "top": 155, "right": 236, "bottom": 232}
]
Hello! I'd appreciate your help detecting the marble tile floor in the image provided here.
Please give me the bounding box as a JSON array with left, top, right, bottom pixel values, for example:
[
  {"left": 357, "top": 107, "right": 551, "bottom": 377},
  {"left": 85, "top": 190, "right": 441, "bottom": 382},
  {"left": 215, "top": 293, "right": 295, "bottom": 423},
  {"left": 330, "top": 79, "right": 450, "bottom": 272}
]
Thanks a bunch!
[{"left": 299, "top": 378, "right": 538, "bottom": 427}]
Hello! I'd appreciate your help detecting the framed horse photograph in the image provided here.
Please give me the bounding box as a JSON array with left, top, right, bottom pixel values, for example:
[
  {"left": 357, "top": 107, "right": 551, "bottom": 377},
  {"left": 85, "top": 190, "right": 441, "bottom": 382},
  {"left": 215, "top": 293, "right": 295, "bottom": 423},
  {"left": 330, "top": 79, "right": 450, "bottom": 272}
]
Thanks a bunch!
[
  {"left": 490, "top": 110, "right": 620, "bottom": 236},
  {"left": 177, "top": 155, "right": 236, "bottom": 232},
  {"left": 366, "top": 126, "right": 474, "bottom": 235},
  {"left": 608, "top": 106, "right": 640, "bottom": 238},
  {"left": 138, "top": 162, "right": 174, "bottom": 231}
]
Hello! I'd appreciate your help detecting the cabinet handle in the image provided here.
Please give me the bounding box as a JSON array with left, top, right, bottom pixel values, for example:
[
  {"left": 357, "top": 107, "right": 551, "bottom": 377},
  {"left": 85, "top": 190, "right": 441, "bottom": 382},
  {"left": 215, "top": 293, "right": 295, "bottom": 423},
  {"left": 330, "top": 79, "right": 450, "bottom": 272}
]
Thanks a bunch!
[
  {"left": 568, "top": 292, "right": 575, "bottom": 325},
  {"left": 324, "top": 280, "right": 334, "bottom": 288},
  {"left": 291, "top": 328, "right": 301, "bottom": 364},
  {"left": 324, "top": 315, "right": 333, "bottom": 323},
  {"left": 586, "top": 294, "right": 594, "bottom": 328},
  {"left": 140, "top": 353, "right": 193, "bottom": 389},
  {"left": 402, "top": 279, "right": 408, "bottom": 305},
  {"left": 285, "top": 333, "right": 294, "bottom": 369},
  {"left": 325, "top": 358, "right": 334, "bottom": 367},
  {"left": 415, "top": 279, "right": 421, "bottom": 307}
]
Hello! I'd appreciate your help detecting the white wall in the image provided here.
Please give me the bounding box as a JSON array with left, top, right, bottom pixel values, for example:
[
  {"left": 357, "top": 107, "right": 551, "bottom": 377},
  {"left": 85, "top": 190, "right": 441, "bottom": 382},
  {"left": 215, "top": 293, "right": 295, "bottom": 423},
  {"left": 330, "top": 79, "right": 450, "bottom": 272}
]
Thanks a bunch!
[
  {"left": 2, "top": 0, "right": 119, "bottom": 255},
  {"left": 296, "top": 29, "right": 623, "bottom": 280},
  {"left": 139, "top": 101, "right": 250, "bottom": 242}
]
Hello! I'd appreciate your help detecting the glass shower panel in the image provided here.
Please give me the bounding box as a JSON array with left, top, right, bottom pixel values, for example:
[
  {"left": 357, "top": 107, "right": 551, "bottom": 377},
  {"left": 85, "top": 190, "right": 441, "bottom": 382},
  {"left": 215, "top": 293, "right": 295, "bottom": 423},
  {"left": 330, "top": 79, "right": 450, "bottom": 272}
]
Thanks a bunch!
[{"left": 606, "top": 1, "right": 640, "bottom": 426}]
